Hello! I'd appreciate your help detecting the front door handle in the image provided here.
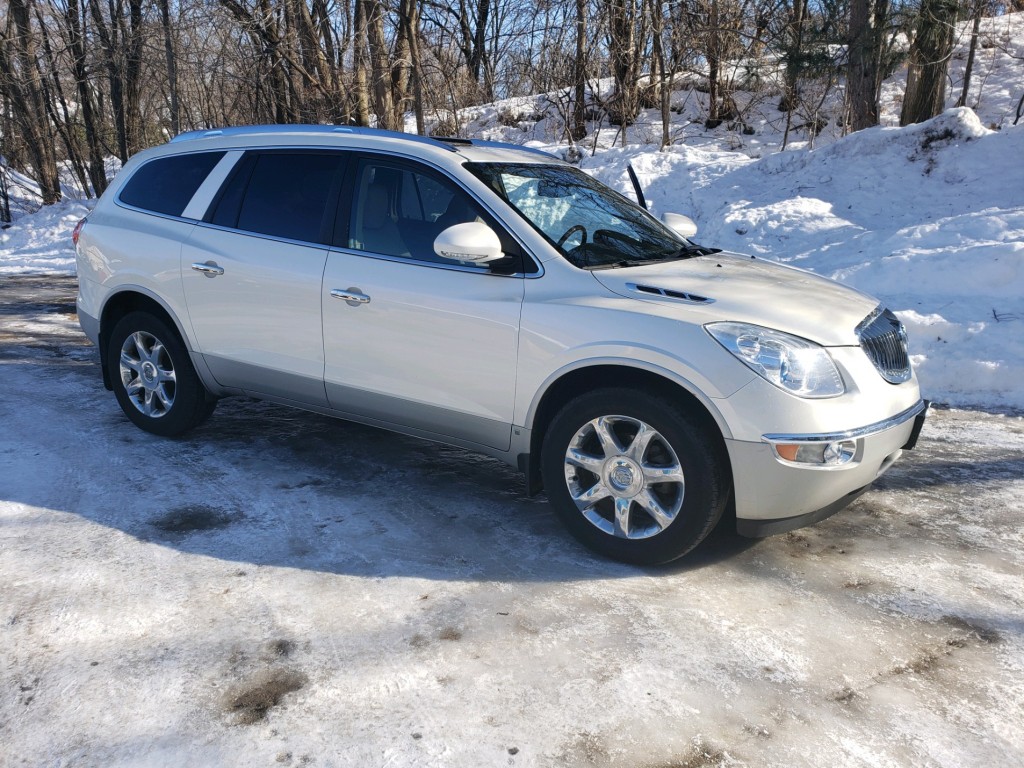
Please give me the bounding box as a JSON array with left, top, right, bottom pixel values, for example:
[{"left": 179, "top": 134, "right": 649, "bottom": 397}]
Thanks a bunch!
[
  {"left": 330, "top": 288, "right": 371, "bottom": 306},
  {"left": 191, "top": 261, "right": 224, "bottom": 277}
]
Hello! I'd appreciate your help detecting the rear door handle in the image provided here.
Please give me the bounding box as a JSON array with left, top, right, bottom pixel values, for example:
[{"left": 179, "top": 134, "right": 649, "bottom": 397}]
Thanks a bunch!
[
  {"left": 330, "top": 288, "right": 371, "bottom": 306},
  {"left": 191, "top": 261, "right": 224, "bottom": 277}
]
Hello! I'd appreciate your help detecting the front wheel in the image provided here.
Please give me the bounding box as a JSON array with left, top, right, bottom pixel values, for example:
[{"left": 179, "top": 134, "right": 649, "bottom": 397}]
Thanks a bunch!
[
  {"left": 106, "top": 311, "right": 216, "bottom": 437},
  {"left": 541, "top": 388, "right": 728, "bottom": 565}
]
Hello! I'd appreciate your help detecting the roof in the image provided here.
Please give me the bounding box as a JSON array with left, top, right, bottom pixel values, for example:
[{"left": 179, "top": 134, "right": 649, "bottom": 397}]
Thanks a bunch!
[{"left": 169, "top": 124, "right": 561, "bottom": 163}]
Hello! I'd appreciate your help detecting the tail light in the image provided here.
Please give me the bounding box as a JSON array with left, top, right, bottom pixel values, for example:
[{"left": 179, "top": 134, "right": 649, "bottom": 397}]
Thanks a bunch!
[{"left": 72, "top": 217, "right": 87, "bottom": 247}]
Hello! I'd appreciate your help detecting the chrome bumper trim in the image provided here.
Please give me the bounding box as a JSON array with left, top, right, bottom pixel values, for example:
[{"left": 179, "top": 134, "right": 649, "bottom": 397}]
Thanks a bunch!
[{"left": 762, "top": 399, "right": 928, "bottom": 445}]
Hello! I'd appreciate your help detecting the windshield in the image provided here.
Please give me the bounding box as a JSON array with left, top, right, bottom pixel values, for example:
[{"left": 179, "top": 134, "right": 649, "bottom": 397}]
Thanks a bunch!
[{"left": 466, "top": 162, "right": 705, "bottom": 269}]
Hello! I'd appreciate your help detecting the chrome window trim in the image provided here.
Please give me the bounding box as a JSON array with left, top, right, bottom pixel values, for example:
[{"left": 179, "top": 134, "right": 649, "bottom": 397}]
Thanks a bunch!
[
  {"left": 116, "top": 142, "right": 545, "bottom": 278},
  {"left": 328, "top": 244, "right": 539, "bottom": 279},
  {"left": 189, "top": 220, "right": 332, "bottom": 251},
  {"left": 111, "top": 202, "right": 203, "bottom": 225},
  {"left": 762, "top": 399, "right": 927, "bottom": 445}
]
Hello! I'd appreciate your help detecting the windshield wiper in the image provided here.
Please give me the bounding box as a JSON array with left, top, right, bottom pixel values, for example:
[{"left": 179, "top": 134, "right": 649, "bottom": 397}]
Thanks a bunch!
[
  {"left": 589, "top": 246, "right": 721, "bottom": 270},
  {"left": 672, "top": 243, "right": 722, "bottom": 257},
  {"left": 590, "top": 258, "right": 660, "bottom": 270}
]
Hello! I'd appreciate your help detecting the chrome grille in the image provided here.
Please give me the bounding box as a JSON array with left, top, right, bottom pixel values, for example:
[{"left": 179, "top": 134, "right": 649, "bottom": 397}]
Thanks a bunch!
[{"left": 857, "top": 307, "right": 911, "bottom": 384}]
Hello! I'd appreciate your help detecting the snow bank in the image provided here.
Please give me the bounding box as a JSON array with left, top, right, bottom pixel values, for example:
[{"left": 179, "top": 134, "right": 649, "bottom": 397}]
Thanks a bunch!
[
  {"left": 578, "top": 109, "right": 1024, "bottom": 411},
  {"left": 0, "top": 200, "right": 91, "bottom": 275}
]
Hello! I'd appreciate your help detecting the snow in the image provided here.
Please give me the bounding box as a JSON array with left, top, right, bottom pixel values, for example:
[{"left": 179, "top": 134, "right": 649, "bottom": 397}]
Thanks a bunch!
[
  {"left": 576, "top": 108, "right": 1024, "bottom": 411},
  {"left": 1, "top": 277, "right": 1023, "bottom": 766},
  {"left": 1, "top": 13, "right": 1023, "bottom": 765},
  {"left": 0, "top": 199, "right": 91, "bottom": 275},
  {"left": 4, "top": 18, "right": 1023, "bottom": 408}
]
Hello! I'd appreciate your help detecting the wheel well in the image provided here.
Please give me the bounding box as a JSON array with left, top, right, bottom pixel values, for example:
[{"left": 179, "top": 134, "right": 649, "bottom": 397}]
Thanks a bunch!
[
  {"left": 524, "top": 365, "right": 730, "bottom": 495},
  {"left": 98, "top": 292, "right": 182, "bottom": 390}
]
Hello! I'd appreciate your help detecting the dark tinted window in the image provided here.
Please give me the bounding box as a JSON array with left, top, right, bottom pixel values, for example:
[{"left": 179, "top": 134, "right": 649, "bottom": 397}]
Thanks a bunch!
[
  {"left": 119, "top": 152, "right": 225, "bottom": 217},
  {"left": 235, "top": 153, "right": 343, "bottom": 243}
]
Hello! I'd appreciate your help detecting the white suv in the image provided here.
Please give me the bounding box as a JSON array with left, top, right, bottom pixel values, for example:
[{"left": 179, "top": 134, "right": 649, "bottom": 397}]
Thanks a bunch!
[{"left": 74, "top": 126, "right": 927, "bottom": 564}]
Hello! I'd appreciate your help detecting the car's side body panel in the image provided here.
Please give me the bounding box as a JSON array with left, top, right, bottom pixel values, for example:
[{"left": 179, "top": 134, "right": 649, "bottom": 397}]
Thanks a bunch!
[
  {"left": 181, "top": 225, "right": 331, "bottom": 407},
  {"left": 321, "top": 248, "right": 525, "bottom": 451}
]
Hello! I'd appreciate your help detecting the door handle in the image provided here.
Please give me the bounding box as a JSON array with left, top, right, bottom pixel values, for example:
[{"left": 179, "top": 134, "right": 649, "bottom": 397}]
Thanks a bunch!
[
  {"left": 330, "top": 288, "right": 371, "bottom": 306},
  {"left": 191, "top": 261, "right": 224, "bottom": 277}
]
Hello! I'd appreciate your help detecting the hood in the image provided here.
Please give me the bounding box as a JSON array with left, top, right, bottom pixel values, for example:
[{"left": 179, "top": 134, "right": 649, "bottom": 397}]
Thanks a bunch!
[{"left": 590, "top": 252, "right": 879, "bottom": 346}]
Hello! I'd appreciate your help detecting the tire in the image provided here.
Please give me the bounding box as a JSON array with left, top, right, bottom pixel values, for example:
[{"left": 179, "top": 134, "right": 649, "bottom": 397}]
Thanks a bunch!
[
  {"left": 541, "top": 387, "right": 728, "bottom": 565},
  {"left": 106, "top": 311, "right": 216, "bottom": 437}
]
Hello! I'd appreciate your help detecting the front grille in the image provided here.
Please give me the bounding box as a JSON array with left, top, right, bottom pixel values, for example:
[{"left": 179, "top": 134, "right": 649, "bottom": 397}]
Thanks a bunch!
[{"left": 857, "top": 307, "right": 911, "bottom": 384}]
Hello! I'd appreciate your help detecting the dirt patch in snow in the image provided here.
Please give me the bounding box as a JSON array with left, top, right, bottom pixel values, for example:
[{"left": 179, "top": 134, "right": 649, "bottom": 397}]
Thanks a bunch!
[
  {"left": 151, "top": 504, "right": 243, "bottom": 535},
  {"left": 224, "top": 669, "right": 308, "bottom": 725}
]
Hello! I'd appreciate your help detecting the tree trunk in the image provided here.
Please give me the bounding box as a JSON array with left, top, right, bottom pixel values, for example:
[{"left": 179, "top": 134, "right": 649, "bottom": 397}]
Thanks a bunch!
[
  {"left": 364, "top": 0, "right": 397, "bottom": 130},
  {"left": 847, "top": 0, "right": 886, "bottom": 131},
  {"left": 570, "top": 0, "right": 587, "bottom": 141},
  {"left": 607, "top": 0, "right": 639, "bottom": 127},
  {"left": 35, "top": 5, "right": 91, "bottom": 196},
  {"left": 353, "top": 0, "right": 371, "bottom": 125},
  {"left": 157, "top": 0, "right": 180, "bottom": 135},
  {"left": 956, "top": 10, "right": 982, "bottom": 108},
  {"left": 780, "top": 0, "right": 807, "bottom": 113},
  {"left": 64, "top": 0, "right": 109, "bottom": 194},
  {"left": 401, "top": 0, "right": 425, "bottom": 135},
  {"left": 0, "top": 0, "right": 61, "bottom": 203},
  {"left": 900, "top": 0, "right": 958, "bottom": 125},
  {"left": 648, "top": 0, "right": 671, "bottom": 148}
]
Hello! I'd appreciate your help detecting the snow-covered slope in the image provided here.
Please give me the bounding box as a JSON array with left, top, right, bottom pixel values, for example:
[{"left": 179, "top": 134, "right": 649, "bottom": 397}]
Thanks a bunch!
[
  {"left": 579, "top": 109, "right": 1024, "bottom": 411},
  {"left": 0, "top": 200, "right": 90, "bottom": 276},
  {"left": 1, "top": 14, "right": 1021, "bottom": 409}
]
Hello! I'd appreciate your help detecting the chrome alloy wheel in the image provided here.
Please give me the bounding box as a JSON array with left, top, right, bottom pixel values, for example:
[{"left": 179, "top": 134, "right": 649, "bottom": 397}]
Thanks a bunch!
[
  {"left": 563, "top": 415, "right": 686, "bottom": 540},
  {"left": 119, "top": 331, "right": 176, "bottom": 418}
]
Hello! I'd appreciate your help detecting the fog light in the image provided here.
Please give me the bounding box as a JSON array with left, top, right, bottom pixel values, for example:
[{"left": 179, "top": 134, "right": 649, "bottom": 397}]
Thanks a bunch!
[{"left": 823, "top": 440, "right": 857, "bottom": 465}]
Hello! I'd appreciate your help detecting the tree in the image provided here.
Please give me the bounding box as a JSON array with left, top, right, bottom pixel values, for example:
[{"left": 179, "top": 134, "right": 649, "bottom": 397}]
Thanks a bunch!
[
  {"left": 847, "top": 0, "right": 890, "bottom": 131},
  {"left": 900, "top": 0, "right": 958, "bottom": 125},
  {"left": 0, "top": 0, "right": 62, "bottom": 203}
]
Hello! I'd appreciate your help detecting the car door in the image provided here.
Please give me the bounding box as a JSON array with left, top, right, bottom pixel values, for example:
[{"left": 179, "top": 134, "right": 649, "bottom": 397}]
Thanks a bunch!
[
  {"left": 181, "top": 150, "right": 345, "bottom": 406},
  {"left": 321, "top": 156, "right": 528, "bottom": 451}
]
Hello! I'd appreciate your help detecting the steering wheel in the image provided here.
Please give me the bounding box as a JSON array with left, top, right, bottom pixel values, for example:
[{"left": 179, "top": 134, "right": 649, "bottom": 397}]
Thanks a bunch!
[{"left": 556, "top": 224, "right": 588, "bottom": 250}]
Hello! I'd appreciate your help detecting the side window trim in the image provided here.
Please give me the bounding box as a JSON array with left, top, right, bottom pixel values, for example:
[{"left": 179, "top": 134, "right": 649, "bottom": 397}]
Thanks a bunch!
[
  {"left": 203, "top": 152, "right": 256, "bottom": 228},
  {"left": 181, "top": 151, "right": 243, "bottom": 220}
]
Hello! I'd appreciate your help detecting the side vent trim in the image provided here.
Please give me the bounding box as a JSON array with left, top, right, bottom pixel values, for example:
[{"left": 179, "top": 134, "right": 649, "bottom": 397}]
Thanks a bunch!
[{"left": 627, "top": 283, "right": 714, "bottom": 305}]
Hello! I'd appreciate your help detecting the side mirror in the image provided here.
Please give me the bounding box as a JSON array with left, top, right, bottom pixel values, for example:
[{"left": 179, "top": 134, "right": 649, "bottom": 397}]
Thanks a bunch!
[
  {"left": 662, "top": 212, "right": 698, "bottom": 239},
  {"left": 433, "top": 222, "right": 504, "bottom": 263}
]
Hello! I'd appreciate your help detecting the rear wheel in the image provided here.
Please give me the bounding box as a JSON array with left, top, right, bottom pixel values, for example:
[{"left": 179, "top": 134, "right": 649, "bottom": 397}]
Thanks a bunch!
[
  {"left": 106, "top": 311, "right": 216, "bottom": 436},
  {"left": 541, "top": 388, "right": 728, "bottom": 565}
]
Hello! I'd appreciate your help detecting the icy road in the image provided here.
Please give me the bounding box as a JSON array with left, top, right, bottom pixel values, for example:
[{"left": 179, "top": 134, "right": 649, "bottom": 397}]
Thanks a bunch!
[{"left": 2, "top": 275, "right": 1022, "bottom": 767}]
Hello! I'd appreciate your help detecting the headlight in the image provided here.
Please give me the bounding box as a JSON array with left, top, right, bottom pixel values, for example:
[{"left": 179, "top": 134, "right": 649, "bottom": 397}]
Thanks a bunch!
[{"left": 706, "top": 322, "right": 845, "bottom": 398}]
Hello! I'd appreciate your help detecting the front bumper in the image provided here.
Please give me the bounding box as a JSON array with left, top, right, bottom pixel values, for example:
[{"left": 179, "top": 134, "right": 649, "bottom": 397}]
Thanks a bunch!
[{"left": 727, "top": 400, "right": 928, "bottom": 536}]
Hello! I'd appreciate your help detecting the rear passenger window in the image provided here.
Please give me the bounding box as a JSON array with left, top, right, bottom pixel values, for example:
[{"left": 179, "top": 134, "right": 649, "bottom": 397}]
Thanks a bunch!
[
  {"left": 233, "top": 153, "right": 343, "bottom": 243},
  {"left": 118, "top": 152, "right": 225, "bottom": 217}
]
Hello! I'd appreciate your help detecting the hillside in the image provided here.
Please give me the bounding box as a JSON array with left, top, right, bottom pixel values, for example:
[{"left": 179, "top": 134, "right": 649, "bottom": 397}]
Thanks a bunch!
[{"left": 1, "top": 14, "right": 1022, "bottom": 409}]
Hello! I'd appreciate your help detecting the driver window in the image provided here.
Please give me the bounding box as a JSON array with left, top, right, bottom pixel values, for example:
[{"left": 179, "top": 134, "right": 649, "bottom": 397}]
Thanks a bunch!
[{"left": 349, "top": 160, "right": 487, "bottom": 266}]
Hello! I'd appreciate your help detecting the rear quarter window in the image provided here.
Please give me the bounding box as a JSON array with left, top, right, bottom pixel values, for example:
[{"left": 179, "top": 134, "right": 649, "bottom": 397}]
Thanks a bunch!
[{"left": 118, "top": 152, "right": 226, "bottom": 217}]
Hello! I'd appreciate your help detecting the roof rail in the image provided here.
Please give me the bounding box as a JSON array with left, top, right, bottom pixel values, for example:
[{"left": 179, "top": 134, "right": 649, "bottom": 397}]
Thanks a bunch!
[
  {"left": 430, "top": 136, "right": 473, "bottom": 145},
  {"left": 432, "top": 135, "right": 558, "bottom": 160},
  {"left": 169, "top": 124, "right": 459, "bottom": 152},
  {"left": 467, "top": 139, "right": 560, "bottom": 160},
  {"left": 169, "top": 125, "right": 562, "bottom": 161}
]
